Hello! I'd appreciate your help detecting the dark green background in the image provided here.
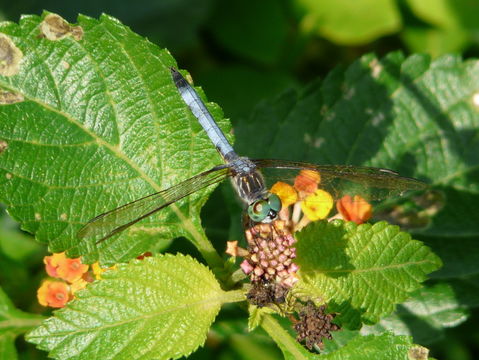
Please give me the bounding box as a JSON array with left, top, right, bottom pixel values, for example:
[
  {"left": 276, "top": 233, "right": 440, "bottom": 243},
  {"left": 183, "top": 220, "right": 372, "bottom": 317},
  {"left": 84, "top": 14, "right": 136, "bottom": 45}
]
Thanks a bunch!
[{"left": 1, "top": 0, "right": 479, "bottom": 359}]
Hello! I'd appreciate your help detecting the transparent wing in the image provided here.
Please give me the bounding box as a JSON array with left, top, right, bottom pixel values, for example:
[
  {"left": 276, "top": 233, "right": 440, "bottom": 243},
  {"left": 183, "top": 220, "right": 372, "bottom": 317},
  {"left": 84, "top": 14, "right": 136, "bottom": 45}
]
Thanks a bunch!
[
  {"left": 78, "top": 165, "right": 232, "bottom": 244},
  {"left": 252, "top": 159, "right": 426, "bottom": 201}
]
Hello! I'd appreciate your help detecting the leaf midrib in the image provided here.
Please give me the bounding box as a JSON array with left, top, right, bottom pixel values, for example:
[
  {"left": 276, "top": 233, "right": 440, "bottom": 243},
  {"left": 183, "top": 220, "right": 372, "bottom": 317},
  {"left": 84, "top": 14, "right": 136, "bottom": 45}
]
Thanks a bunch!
[
  {"left": 300, "top": 258, "right": 436, "bottom": 275},
  {"left": 0, "top": 75, "right": 205, "bottom": 248},
  {"left": 30, "top": 291, "right": 233, "bottom": 338}
]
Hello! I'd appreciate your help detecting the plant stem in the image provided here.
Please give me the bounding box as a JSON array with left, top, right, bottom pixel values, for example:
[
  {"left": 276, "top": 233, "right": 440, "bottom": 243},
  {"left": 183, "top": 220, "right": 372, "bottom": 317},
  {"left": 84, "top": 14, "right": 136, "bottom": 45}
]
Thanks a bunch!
[
  {"left": 189, "top": 227, "right": 224, "bottom": 271},
  {"left": 261, "top": 315, "right": 309, "bottom": 360},
  {"left": 222, "top": 288, "right": 246, "bottom": 303}
]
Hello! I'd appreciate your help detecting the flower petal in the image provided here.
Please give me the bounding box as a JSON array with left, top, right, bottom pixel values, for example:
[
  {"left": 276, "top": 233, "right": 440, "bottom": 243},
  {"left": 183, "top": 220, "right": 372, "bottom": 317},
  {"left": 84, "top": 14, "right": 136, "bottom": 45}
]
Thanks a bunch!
[
  {"left": 301, "top": 189, "right": 334, "bottom": 221},
  {"left": 336, "top": 195, "right": 372, "bottom": 224},
  {"left": 271, "top": 181, "right": 298, "bottom": 207},
  {"left": 294, "top": 170, "right": 321, "bottom": 196},
  {"left": 37, "top": 280, "right": 70, "bottom": 308}
]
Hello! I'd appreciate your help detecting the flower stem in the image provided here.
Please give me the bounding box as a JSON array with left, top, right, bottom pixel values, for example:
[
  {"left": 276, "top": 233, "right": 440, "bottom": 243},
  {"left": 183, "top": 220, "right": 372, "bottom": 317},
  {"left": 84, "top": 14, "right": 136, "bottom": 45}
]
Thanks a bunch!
[{"left": 261, "top": 315, "right": 309, "bottom": 360}]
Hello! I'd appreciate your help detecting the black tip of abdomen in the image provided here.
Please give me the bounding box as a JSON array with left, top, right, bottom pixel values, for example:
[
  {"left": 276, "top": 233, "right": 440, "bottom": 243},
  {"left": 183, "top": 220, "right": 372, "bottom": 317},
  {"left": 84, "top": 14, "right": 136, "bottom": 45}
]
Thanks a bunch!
[{"left": 170, "top": 67, "right": 189, "bottom": 89}]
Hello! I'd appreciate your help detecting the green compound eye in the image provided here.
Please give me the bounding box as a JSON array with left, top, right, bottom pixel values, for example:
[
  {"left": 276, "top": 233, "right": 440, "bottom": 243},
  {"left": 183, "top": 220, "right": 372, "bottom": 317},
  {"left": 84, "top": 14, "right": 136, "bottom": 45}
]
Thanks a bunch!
[
  {"left": 247, "top": 200, "right": 271, "bottom": 222},
  {"left": 268, "top": 193, "right": 282, "bottom": 212}
]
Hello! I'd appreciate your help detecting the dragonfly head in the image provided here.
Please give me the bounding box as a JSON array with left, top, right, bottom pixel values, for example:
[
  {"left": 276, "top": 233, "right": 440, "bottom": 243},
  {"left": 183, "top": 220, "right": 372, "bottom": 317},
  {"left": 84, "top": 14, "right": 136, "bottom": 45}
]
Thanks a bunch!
[{"left": 247, "top": 193, "right": 282, "bottom": 223}]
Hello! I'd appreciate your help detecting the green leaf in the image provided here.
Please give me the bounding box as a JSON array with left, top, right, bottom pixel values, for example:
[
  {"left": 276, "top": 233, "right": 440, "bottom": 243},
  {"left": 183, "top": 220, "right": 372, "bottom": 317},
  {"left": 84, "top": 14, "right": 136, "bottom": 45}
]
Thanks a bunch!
[
  {"left": 210, "top": 318, "right": 283, "bottom": 360},
  {"left": 207, "top": 0, "right": 288, "bottom": 65},
  {"left": 248, "top": 304, "right": 275, "bottom": 331},
  {"left": 0, "top": 287, "right": 44, "bottom": 336},
  {"left": 0, "top": 13, "right": 231, "bottom": 264},
  {"left": 295, "top": 0, "right": 401, "bottom": 45},
  {"left": 406, "top": 0, "right": 479, "bottom": 30},
  {"left": 319, "top": 332, "right": 428, "bottom": 360},
  {"left": 0, "top": 332, "right": 17, "bottom": 360},
  {"left": 198, "top": 66, "right": 298, "bottom": 121},
  {"left": 0, "top": 287, "right": 44, "bottom": 360},
  {"left": 260, "top": 315, "right": 317, "bottom": 360},
  {"left": 260, "top": 315, "right": 426, "bottom": 360},
  {"left": 321, "top": 329, "right": 361, "bottom": 354},
  {"left": 0, "top": 208, "right": 44, "bottom": 263},
  {"left": 361, "top": 282, "right": 470, "bottom": 345},
  {"left": 295, "top": 221, "right": 441, "bottom": 327},
  {"left": 415, "top": 187, "right": 479, "bottom": 238},
  {"left": 26, "top": 254, "right": 243, "bottom": 360},
  {"left": 402, "top": 27, "right": 469, "bottom": 57},
  {"left": 235, "top": 52, "right": 479, "bottom": 238},
  {"left": 422, "top": 236, "right": 479, "bottom": 279}
]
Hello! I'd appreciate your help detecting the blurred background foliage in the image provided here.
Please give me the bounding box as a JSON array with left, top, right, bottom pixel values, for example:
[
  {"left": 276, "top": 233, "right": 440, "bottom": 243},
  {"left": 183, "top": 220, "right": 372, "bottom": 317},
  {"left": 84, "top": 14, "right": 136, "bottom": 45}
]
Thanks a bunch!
[{"left": 1, "top": 0, "right": 479, "bottom": 359}]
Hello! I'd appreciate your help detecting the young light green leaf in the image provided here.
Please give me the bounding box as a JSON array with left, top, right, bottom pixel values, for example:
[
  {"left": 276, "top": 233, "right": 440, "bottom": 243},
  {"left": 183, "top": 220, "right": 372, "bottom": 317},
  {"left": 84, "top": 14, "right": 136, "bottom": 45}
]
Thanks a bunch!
[
  {"left": 406, "top": 0, "right": 479, "bottom": 29},
  {"left": 247, "top": 304, "right": 274, "bottom": 331},
  {"left": 295, "top": 221, "right": 441, "bottom": 328},
  {"left": 0, "top": 287, "right": 44, "bottom": 360},
  {"left": 295, "top": 0, "right": 401, "bottom": 45},
  {"left": 27, "top": 254, "right": 244, "bottom": 360},
  {"left": 0, "top": 13, "right": 231, "bottom": 264}
]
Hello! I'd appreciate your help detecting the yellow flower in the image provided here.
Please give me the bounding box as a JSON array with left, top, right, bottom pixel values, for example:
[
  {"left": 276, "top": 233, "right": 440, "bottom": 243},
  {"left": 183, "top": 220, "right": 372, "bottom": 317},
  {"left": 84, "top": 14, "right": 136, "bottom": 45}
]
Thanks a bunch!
[
  {"left": 91, "top": 262, "right": 117, "bottom": 280},
  {"left": 271, "top": 181, "right": 298, "bottom": 207},
  {"left": 70, "top": 278, "right": 89, "bottom": 295},
  {"left": 301, "top": 189, "right": 334, "bottom": 221}
]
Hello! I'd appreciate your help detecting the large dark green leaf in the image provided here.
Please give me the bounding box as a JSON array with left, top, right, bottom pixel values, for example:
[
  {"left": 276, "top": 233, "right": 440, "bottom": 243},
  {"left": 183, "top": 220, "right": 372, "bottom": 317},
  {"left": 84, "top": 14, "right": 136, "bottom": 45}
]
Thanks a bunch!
[
  {"left": 207, "top": 0, "right": 288, "bottom": 65},
  {"left": 235, "top": 52, "right": 479, "bottom": 238},
  {"left": 361, "top": 281, "right": 472, "bottom": 345},
  {"left": 0, "top": 13, "right": 231, "bottom": 264}
]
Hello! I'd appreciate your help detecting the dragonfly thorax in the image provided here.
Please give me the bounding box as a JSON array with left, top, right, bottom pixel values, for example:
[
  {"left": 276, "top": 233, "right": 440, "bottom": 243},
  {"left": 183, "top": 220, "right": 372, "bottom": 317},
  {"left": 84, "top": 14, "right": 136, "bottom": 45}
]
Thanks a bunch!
[
  {"left": 231, "top": 159, "right": 266, "bottom": 205},
  {"left": 229, "top": 158, "right": 282, "bottom": 223}
]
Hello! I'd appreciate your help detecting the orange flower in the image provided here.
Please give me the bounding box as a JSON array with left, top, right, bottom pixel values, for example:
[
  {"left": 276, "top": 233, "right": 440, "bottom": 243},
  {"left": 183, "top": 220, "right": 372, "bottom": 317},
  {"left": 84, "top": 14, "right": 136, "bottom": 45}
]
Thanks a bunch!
[
  {"left": 301, "top": 189, "right": 334, "bottom": 221},
  {"left": 37, "top": 280, "right": 70, "bottom": 308},
  {"left": 271, "top": 182, "right": 297, "bottom": 207},
  {"left": 336, "top": 195, "right": 372, "bottom": 224},
  {"left": 44, "top": 252, "right": 88, "bottom": 283},
  {"left": 294, "top": 170, "right": 321, "bottom": 196},
  {"left": 43, "top": 252, "right": 66, "bottom": 278}
]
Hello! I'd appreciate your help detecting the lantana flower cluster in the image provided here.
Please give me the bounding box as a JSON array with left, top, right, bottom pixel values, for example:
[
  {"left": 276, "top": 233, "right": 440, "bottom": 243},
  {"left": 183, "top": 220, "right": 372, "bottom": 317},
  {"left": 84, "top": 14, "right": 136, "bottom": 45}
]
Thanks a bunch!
[
  {"left": 273, "top": 169, "right": 373, "bottom": 231},
  {"left": 37, "top": 252, "right": 120, "bottom": 308},
  {"left": 37, "top": 252, "right": 92, "bottom": 308},
  {"left": 227, "top": 170, "right": 373, "bottom": 304}
]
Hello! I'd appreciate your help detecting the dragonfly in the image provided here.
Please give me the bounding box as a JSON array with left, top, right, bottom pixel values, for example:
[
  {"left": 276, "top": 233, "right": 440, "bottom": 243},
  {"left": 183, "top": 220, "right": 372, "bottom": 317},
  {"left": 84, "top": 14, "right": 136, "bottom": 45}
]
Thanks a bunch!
[{"left": 78, "top": 68, "right": 426, "bottom": 244}]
